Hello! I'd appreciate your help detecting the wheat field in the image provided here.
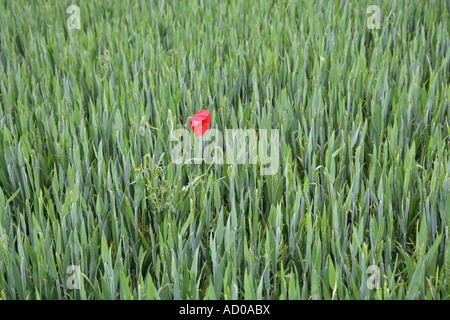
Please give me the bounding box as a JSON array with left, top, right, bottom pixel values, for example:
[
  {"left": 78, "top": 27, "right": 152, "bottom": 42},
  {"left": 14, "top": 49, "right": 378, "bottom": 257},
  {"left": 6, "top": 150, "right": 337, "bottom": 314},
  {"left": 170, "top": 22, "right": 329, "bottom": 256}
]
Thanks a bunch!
[{"left": 0, "top": 0, "right": 449, "bottom": 300}]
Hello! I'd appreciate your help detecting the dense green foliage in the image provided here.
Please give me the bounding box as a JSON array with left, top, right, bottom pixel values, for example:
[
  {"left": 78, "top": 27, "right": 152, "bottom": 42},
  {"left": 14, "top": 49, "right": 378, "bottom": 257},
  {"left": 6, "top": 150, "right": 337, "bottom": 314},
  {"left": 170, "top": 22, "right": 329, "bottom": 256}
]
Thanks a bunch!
[{"left": 0, "top": 0, "right": 449, "bottom": 300}]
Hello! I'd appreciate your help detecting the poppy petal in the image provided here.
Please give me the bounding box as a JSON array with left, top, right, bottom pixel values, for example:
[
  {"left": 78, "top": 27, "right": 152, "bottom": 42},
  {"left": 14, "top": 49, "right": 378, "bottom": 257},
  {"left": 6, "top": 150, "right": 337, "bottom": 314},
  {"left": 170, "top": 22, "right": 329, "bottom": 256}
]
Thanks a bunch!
[{"left": 190, "top": 110, "right": 211, "bottom": 136}]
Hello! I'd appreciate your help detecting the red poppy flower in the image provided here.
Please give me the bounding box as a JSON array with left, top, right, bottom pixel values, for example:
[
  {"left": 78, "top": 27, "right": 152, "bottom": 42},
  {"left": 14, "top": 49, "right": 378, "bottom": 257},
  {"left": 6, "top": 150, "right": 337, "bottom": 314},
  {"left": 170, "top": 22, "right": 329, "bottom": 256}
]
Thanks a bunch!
[{"left": 189, "top": 110, "right": 211, "bottom": 136}]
